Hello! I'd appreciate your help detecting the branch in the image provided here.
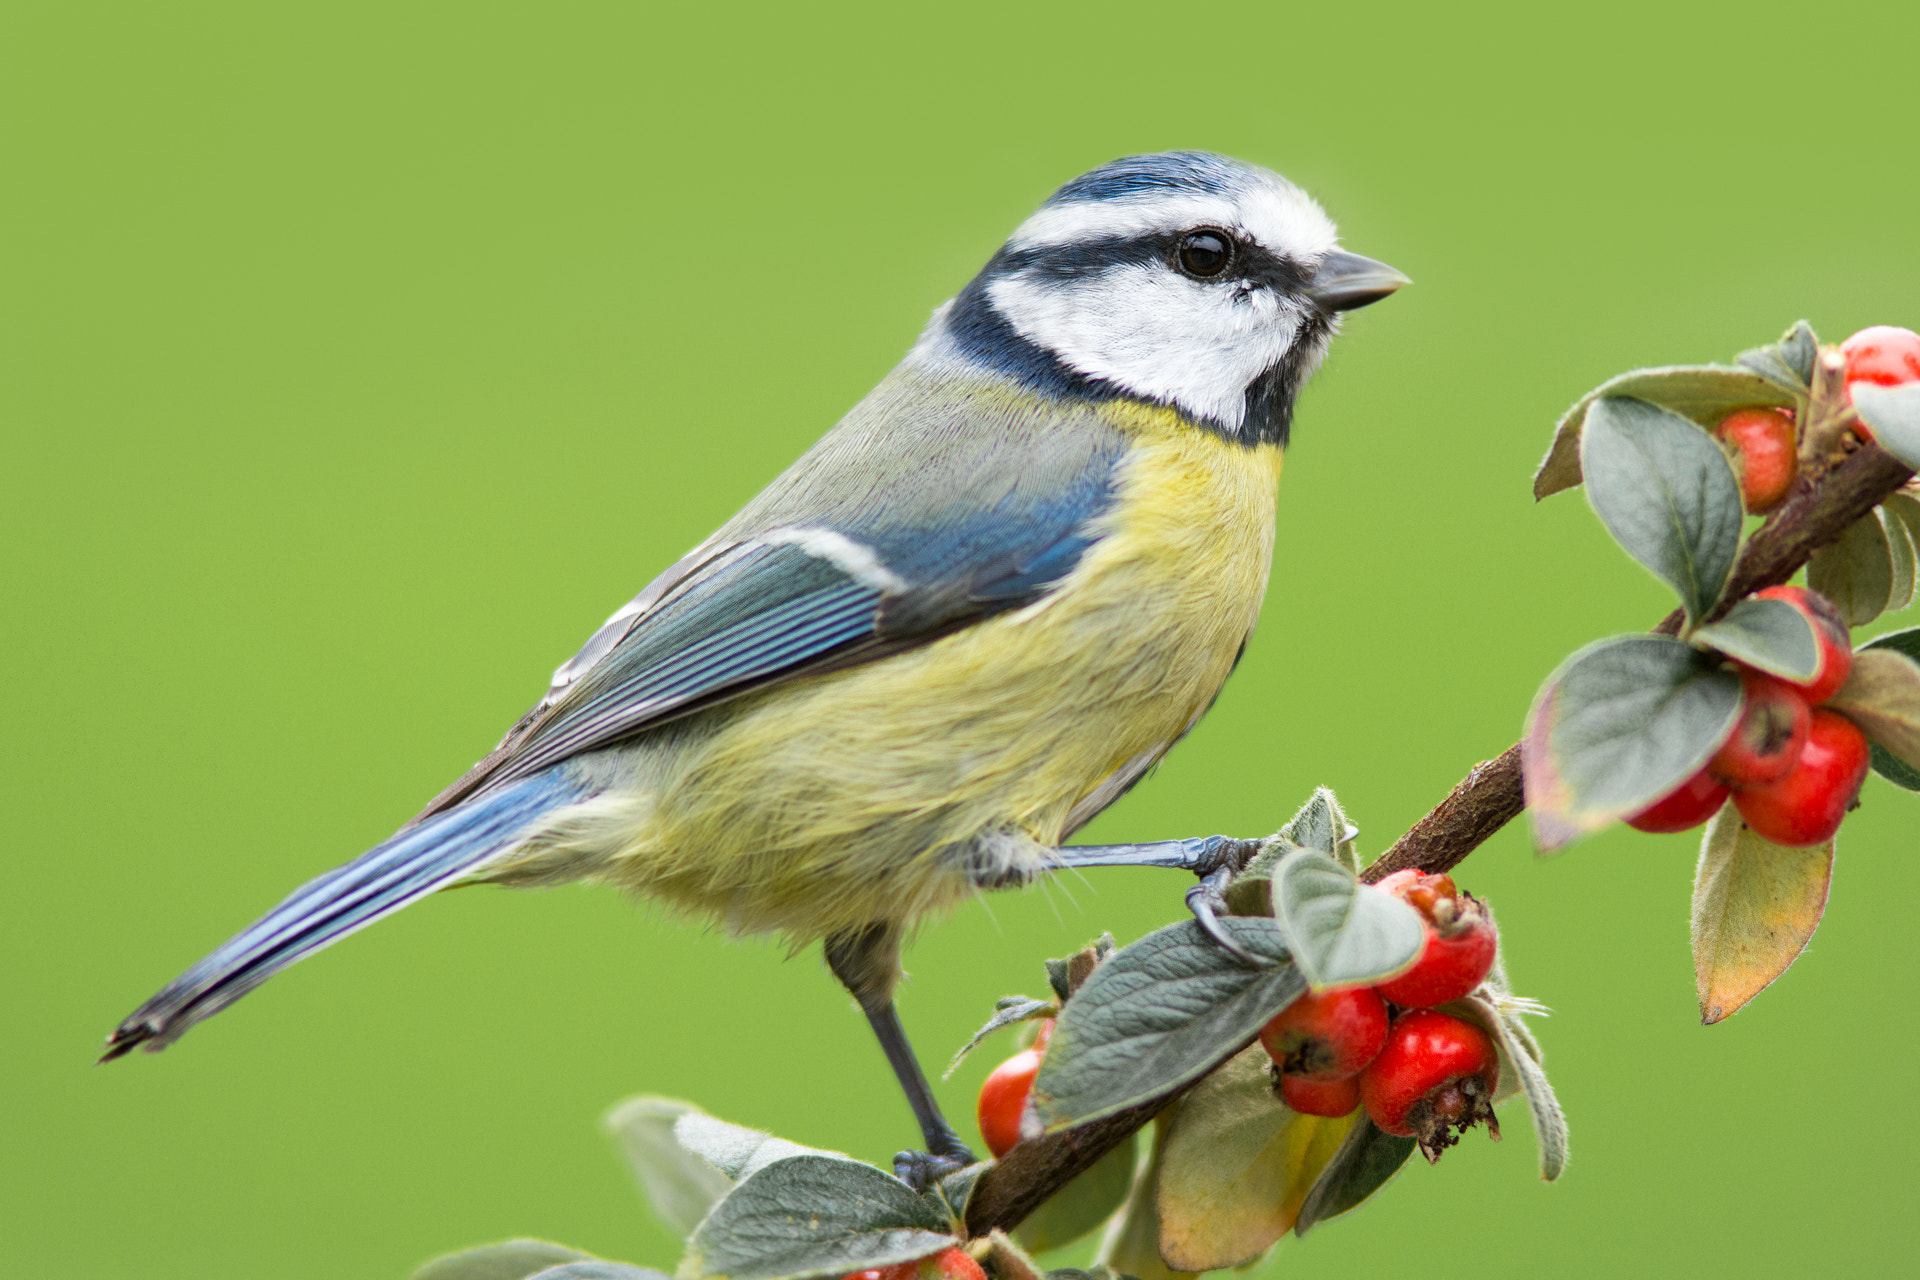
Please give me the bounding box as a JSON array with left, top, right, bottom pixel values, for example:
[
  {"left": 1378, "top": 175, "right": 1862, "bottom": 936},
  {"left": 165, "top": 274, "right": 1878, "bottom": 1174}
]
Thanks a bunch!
[
  {"left": 962, "top": 438, "right": 1914, "bottom": 1237},
  {"left": 1359, "top": 438, "right": 1910, "bottom": 884}
]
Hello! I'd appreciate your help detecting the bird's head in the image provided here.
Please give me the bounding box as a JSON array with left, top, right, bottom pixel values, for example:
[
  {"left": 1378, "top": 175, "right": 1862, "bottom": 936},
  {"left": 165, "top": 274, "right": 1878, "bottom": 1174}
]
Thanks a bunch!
[{"left": 926, "top": 151, "right": 1406, "bottom": 446}]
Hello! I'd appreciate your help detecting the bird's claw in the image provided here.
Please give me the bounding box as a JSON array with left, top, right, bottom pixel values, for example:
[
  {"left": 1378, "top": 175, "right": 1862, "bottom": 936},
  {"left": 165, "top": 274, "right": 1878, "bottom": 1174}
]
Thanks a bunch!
[
  {"left": 893, "top": 1143, "right": 975, "bottom": 1192},
  {"left": 1186, "top": 866, "right": 1277, "bottom": 969}
]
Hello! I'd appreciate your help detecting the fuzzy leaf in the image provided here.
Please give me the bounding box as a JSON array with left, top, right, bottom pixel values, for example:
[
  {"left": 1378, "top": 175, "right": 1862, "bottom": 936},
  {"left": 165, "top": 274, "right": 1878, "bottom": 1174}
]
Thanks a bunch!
[
  {"left": 1828, "top": 644, "right": 1920, "bottom": 787},
  {"left": 982, "top": 1231, "right": 1044, "bottom": 1280},
  {"left": 1690, "top": 596, "right": 1821, "bottom": 681},
  {"left": 1734, "top": 321, "right": 1818, "bottom": 392},
  {"left": 1535, "top": 365, "right": 1796, "bottom": 499},
  {"left": 1881, "top": 494, "right": 1920, "bottom": 570},
  {"left": 1523, "top": 635, "right": 1742, "bottom": 850},
  {"left": 532, "top": 1268, "right": 672, "bottom": 1280},
  {"left": 1279, "top": 788, "right": 1348, "bottom": 860},
  {"left": 1012, "top": 1135, "right": 1137, "bottom": 1254},
  {"left": 1691, "top": 807, "right": 1834, "bottom": 1024},
  {"left": 1293, "top": 1118, "right": 1416, "bottom": 1236},
  {"left": 678, "top": 1156, "right": 953, "bottom": 1280},
  {"left": 1153, "top": 1046, "right": 1355, "bottom": 1271},
  {"left": 947, "top": 997, "right": 1056, "bottom": 1075},
  {"left": 671, "top": 1113, "right": 837, "bottom": 1185},
  {"left": 1449, "top": 996, "right": 1567, "bottom": 1181},
  {"left": 1852, "top": 384, "right": 1920, "bottom": 471},
  {"left": 1031, "top": 919, "right": 1300, "bottom": 1131},
  {"left": 605, "top": 1098, "right": 739, "bottom": 1236},
  {"left": 1270, "top": 847, "right": 1425, "bottom": 990},
  {"left": 415, "top": 1242, "right": 595, "bottom": 1280},
  {"left": 1581, "top": 396, "right": 1743, "bottom": 622},
  {"left": 1222, "top": 839, "right": 1292, "bottom": 917},
  {"left": 1809, "top": 509, "right": 1898, "bottom": 626}
]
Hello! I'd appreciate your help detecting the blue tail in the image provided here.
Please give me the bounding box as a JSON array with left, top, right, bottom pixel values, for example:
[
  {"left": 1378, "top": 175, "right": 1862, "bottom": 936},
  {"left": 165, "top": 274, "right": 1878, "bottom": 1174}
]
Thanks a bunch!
[{"left": 102, "top": 772, "right": 584, "bottom": 1060}]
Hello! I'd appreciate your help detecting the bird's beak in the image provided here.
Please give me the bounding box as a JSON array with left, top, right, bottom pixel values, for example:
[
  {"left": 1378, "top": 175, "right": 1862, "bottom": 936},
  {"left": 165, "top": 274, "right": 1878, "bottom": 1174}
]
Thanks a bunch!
[{"left": 1308, "top": 250, "right": 1410, "bottom": 311}]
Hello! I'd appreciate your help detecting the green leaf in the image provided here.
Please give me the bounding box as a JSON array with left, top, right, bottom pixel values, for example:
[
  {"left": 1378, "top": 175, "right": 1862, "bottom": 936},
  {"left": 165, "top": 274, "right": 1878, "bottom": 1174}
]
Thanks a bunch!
[
  {"left": 1031, "top": 919, "right": 1301, "bottom": 1131},
  {"left": 1012, "top": 1135, "right": 1136, "bottom": 1254},
  {"left": 1222, "top": 838, "right": 1292, "bottom": 917},
  {"left": 1269, "top": 848, "right": 1425, "bottom": 991},
  {"left": 1852, "top": 384, "right": 1920, "bottom": 470},
  {"left": 1880, "top": 494, "right": 1920, "bottom": 572},
  {"left": 1581, "top": 396, "right": 1743, "bottom": 623},
  {"left": 1691, "top": 806, "right": 1834, "bottom": 1024},
  {"left": 606, "top": 1098, "right": 739, "bottom": 1236},
  {"left": 947, "top": 996, "right": 1056, "bottom": 1076},
  {"left": 1293, "top": 1119, "right": 1417, "bottom": 1236},
  {"left": 1153, "top": 1045, "right": 1356, "bottom": 1270},
  {"left": 1827, "top": 646, "right": 1920, "bottom": 786},
  {"left": 414, "top": 1242, "right": 595, "bottom": 1280},
  {"left": 981, "top": 1230, "right": 1044, "bottom": 1280},
  {"left": 531, "top": 1268, "right": 672, "bottom": 1280},
  {"left": 678, "top": 1156, "right": 954, "bottom": 1280},
  {"left": 1690, "top": 597, "right": 1820, "bottom": 681},
  {"left": 1534, "top": 365, "right": 1796, "bottom": 499},
  {"left": 670, "top": 1113, "right": 838, "bottom": 1185},
  {"left": 1808, "top": 509, "right": 1898, "bottom": 626},
  {"left": 1888, "top": 504, "right": 1918, "bottom": 612},
  {"left": 1278, "top": 787, "right": 1351, "bottom": 864},
  {"left": 1522, "top": 635, "right": 1743, "bottom": 851},
  {"left": 1735, "top": 320, "right": 1818, "bottom": 393},
  {"left": 1448, "top": 996, "right": 1567, "bottom": 1181}
]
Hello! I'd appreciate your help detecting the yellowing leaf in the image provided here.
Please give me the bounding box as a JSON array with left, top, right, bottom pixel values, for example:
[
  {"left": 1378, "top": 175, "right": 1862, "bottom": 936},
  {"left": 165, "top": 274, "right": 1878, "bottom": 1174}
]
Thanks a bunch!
[
  {"left": 1152, "top": 1047, "right": 1356, "bottom": 1272},
  {"left": 1691, "top": 807, "right": 1834, "bottom": 1024},
  {"left": 1826, "top": 648, "right": 1920, "bottom": 771}
]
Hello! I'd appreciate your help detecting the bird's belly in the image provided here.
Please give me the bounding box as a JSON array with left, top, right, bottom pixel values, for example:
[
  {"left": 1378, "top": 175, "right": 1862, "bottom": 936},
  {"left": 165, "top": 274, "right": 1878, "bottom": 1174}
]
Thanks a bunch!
[{"left": 539, "top": 420, "right": 1283, "bottom": 942}]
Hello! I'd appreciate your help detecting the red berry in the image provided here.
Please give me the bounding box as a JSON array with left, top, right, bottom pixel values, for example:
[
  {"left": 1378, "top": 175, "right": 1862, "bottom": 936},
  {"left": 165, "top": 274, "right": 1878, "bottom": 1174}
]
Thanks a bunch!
[
  {"left": 1842, "top": 326, "right": 1920, "bottom": 443},
  {"left": 1751, "top": 586, "right": 1851, "bottom": 703},
  {"left": 1625, "top": 765, "right": 1730, "bottom": 833},
  {"left": 1708, "top": 670, "right": 1811, "bottom": 788},
  {"left": 846, "top": 1248, "right": 987, "bottom": 1280},
  {"left": 976, "top": 1020, "right": 1051, "bottom": 1158},
  {"left": 1278, "top": 1071, "right": 1361, "bottom": 1117},
  {"left": 1714, "top": 407, "right": 1798, "bottom": 513},
  {"left": 1733, "top": 709, "right": 1870, "bottom": 846},
  {"left": 1373, "top": 872, "right": 1497, "bottom": 1008},
  {"left": 1259, "top": 986, "right": 1389, "bottom": 1081},
  {"left": 1359, "top": 1010, "right": 1501, "bottom": 1160}
]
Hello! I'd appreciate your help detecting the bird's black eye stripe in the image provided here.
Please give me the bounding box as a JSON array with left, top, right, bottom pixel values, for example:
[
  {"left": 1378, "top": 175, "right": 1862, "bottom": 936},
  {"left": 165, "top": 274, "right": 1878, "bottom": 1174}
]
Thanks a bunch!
[{"left": 1175, "top": 228, "right": 1235, "bottom": 279}]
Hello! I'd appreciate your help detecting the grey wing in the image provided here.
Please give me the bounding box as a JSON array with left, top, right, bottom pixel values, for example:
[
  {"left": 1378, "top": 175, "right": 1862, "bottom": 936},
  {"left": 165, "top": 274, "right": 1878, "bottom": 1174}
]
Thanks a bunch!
[{"left": 412, "top": 376, "right": 1132, "bottom": 821}]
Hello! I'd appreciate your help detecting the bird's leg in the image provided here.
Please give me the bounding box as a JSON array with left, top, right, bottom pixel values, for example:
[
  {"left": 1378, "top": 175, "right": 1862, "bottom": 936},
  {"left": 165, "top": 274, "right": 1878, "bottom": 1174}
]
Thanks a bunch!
[
  {"left": 824, "top": 924, "right": 976, "bottom": 1189},
  {"left": 1048, "top": 835, "right": 1276, "bottom": 967}
]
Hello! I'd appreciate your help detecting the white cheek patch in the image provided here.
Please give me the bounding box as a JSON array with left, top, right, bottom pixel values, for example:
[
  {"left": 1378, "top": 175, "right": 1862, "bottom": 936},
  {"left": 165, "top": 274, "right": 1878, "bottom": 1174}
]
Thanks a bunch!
[{"left": 988, "top": 266, "right": 1302, "bottom": 431}]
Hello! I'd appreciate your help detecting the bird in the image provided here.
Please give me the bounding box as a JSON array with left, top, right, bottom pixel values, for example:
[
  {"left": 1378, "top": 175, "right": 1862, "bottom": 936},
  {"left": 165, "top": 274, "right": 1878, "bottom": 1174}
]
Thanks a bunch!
[{"left": 104, "top": 150, "right": 1405, "bottom": 1176}]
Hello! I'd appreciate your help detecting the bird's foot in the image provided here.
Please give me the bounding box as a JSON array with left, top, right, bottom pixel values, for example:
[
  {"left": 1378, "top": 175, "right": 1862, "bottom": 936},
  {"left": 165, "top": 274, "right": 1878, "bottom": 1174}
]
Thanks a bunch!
[
  {"left": 1186, "top": 859, "right": 1279, "bottom": 970},
  {"left": 893, "top": 1139, "right": 976, "bottom": 1192}
]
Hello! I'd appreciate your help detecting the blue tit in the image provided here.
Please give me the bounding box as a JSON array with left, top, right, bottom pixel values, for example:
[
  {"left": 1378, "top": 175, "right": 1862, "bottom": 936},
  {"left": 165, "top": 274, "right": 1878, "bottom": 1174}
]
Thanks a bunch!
[{"left": 105, "top": 151, "right": 1404, "bottom": 1169}]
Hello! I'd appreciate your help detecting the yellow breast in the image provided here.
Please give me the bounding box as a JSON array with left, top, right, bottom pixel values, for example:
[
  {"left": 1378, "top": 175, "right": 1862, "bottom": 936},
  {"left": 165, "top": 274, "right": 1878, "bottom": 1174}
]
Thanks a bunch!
[{"left": 541, "top": 402, "right": 1283, "bottom": 943}]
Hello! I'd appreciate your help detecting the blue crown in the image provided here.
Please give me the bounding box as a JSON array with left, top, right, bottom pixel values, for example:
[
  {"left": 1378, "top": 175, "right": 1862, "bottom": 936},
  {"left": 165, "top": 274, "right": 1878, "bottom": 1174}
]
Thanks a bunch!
[{"left": 1042, "top": 151, "right": 1254, "bottom": 207}]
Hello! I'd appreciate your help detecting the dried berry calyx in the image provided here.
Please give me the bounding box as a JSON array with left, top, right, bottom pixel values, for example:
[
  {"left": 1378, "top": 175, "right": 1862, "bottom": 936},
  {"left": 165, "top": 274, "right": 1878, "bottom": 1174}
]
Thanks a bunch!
[
  {"left": 1359, "top": 1010, "right": 1502, "bottom": 1163},
  {"left": 1373, "top": 872, "right": 1498, "bottom": 1008}
]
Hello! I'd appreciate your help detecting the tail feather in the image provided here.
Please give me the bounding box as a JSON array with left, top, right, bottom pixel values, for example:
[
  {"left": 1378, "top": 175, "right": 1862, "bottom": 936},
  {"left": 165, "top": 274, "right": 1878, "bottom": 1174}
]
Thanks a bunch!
[{"left": 102, "top": 772, "right": 583, "bottom": 1061}]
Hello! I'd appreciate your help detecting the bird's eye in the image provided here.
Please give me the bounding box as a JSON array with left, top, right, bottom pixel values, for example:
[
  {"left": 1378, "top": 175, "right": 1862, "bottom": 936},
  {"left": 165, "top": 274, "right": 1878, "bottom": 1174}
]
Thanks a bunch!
[{"left": 1176, "top": 229, "right": 1234, "bottom": 279}]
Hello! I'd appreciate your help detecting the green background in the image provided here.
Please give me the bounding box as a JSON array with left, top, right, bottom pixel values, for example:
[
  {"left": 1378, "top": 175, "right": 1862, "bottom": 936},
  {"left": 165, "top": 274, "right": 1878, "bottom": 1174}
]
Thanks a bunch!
[{"left": 6, "top": 1, "right": 1917, "bottom": 1275}]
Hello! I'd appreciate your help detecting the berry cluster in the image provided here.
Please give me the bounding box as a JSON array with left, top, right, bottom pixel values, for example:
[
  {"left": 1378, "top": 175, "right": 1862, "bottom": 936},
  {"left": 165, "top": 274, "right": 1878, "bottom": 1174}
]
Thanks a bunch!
[
  {"left": 1257, "top": 871, "right": 1501, "bottom": 1159},
  {"left": 1627, "top": 586, "right": 1868, "bottom": 845}
]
